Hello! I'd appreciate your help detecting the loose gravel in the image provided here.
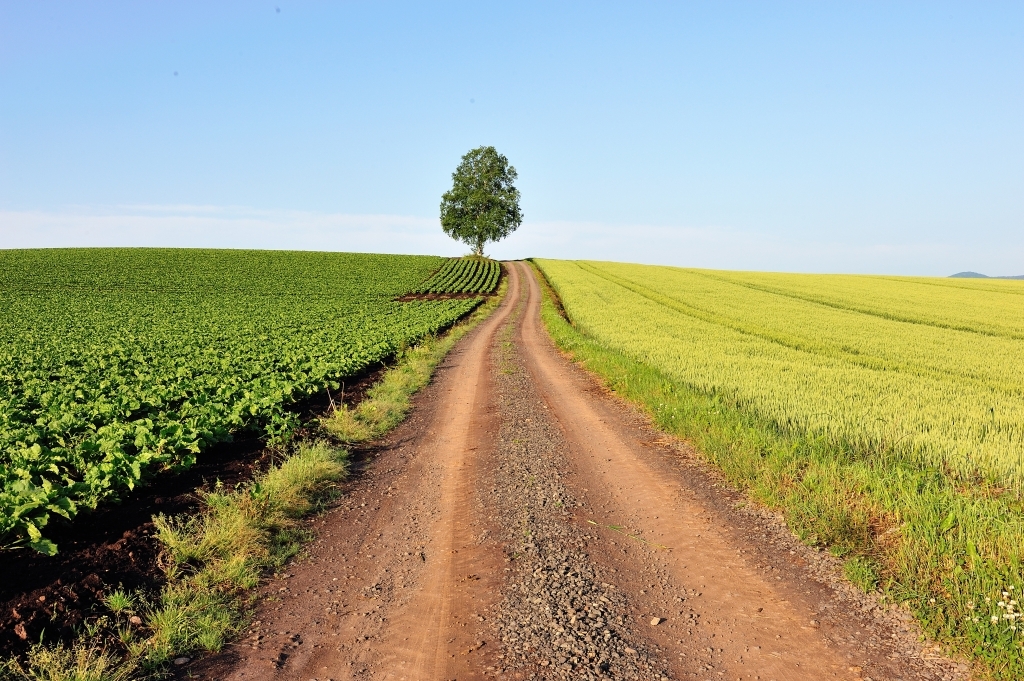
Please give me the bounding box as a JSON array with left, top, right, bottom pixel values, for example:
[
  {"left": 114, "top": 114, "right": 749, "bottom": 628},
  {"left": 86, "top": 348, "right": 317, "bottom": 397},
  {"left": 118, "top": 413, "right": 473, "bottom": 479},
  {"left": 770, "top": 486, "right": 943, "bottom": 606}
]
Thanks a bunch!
[{"left": 489, "top": 298, "right": 670, "bottom": 681}]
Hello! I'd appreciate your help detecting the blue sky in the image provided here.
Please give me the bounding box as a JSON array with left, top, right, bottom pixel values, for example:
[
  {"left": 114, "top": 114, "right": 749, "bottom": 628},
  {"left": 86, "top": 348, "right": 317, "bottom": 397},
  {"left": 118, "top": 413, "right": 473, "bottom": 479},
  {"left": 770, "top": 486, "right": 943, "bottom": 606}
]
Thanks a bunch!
[{"left": 1, "top": 1, "right": 1022, "bottom": 275}]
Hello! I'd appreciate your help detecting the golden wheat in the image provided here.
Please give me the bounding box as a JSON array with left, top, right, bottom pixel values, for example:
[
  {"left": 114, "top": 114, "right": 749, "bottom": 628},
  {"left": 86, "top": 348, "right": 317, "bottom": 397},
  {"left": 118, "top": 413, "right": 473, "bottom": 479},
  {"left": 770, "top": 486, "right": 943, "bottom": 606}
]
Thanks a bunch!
[{"left": 537, "top": 259, "right": 1024, "bottom": 487}]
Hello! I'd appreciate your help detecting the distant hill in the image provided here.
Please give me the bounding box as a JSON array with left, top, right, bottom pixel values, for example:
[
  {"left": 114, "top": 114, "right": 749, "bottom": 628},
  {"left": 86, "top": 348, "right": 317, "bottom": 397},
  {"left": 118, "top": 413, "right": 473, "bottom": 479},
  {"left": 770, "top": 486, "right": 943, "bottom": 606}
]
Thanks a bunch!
[{"left": 949, "top": 272, "right": 1024, "bottom": 280}]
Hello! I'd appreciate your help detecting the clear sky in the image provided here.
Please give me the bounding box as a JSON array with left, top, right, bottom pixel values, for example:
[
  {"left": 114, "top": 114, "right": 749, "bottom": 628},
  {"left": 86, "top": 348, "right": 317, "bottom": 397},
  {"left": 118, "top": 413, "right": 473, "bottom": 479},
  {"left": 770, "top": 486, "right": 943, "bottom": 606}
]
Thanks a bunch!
[{"left": 1, "top": 1, "right": 1022, "bottom": 275}]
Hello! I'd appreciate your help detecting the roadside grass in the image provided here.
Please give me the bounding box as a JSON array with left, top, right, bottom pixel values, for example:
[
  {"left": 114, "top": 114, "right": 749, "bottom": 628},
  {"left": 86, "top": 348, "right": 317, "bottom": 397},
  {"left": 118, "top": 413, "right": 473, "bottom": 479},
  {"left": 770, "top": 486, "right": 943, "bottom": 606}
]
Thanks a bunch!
[
  {"left": 146, "top": 440, "right": 347, "bottom": 661},
  {"left": 2, "top": 271, "right": 508, "bottom": 681},
  {"left": 322, "top": 274, "right": 507, "bottom": 442},
  {"left": 1, "top": 441, "right": 346, "bottom": 680},
  {"left": 529, "top": 260, "right": 1024, "bottom": 679}
]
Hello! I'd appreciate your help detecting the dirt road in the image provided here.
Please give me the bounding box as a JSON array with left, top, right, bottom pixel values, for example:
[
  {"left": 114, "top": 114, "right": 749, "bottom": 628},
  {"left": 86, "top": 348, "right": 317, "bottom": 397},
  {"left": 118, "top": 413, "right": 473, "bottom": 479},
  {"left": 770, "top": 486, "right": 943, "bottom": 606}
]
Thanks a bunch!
[{"left": 207, "top": 262, "right": 967, "bottom": 681}]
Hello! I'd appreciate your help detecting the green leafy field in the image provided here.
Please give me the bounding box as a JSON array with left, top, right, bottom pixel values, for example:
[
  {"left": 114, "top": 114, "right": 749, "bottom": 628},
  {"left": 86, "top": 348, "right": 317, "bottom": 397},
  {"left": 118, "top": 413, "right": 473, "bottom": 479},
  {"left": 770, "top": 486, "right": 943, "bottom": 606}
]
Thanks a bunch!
[
  {"left": 0, "top": 249, "right": 484, "bottom": 553},
  {"left": 534, "top": 259, "right": 1024, "bottom": 676}
]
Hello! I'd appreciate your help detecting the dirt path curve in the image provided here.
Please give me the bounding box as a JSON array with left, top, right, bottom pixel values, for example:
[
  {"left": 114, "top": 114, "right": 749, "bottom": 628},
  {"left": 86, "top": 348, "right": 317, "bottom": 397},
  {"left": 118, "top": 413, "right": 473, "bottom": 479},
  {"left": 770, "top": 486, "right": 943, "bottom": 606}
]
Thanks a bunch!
[{"left": 206, "top": 262, "right": 967, "bottom": 681}]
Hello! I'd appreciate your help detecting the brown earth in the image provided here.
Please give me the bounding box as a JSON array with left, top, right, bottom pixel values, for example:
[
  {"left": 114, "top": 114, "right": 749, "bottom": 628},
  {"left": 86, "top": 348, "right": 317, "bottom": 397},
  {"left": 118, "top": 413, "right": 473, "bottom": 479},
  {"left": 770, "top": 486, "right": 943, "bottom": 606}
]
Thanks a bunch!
[{"left": 188, "top": 262, "right": 969, "bottom": 681}]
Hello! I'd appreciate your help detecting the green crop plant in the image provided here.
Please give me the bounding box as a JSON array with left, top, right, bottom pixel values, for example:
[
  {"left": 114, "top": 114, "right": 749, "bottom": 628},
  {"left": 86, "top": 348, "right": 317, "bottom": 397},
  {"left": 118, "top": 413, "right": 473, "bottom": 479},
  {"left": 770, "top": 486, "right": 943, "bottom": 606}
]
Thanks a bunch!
[{"left": 411, "top": 257, "right": 501, "bottom": 295}]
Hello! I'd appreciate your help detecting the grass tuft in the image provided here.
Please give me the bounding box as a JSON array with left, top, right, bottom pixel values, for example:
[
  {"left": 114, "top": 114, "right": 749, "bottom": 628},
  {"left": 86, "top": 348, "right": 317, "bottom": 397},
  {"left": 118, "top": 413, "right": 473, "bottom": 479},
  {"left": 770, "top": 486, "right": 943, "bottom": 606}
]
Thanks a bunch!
[
  {"left": 844, "top": 556, "right": 881, "bottom": 592},
  {"left": 3, "top": 642, "right": 136, "bottom": 681},
  {"left": 102, "top": 590, "right": 135, "bottom": 617}
]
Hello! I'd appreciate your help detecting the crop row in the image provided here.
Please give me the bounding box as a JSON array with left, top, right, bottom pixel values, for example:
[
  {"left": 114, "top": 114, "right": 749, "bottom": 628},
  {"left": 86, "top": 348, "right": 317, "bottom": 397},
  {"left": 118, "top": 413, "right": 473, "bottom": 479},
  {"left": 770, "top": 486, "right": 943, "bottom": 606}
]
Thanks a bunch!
[
  {"left": 0, "top": 249, "right": 480, "bottom": 552},
  {"left": 412, "top": 257, "right": 501, "bottom": 295}
]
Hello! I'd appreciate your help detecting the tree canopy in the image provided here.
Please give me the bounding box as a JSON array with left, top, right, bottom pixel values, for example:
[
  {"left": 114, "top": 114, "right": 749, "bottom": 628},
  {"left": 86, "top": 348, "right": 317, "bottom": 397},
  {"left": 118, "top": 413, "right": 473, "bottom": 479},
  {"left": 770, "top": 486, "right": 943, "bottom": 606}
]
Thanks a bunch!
[{"left": 440, "top": 146, "right": 522, "bottom": 256}]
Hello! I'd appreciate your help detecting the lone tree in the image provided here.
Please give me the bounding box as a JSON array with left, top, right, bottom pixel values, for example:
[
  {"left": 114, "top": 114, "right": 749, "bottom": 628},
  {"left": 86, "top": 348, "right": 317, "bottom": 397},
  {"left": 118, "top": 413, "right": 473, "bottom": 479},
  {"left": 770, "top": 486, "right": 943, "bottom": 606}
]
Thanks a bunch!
[{"left": 440, "top": 146, "right": 522, "bottom": 256}]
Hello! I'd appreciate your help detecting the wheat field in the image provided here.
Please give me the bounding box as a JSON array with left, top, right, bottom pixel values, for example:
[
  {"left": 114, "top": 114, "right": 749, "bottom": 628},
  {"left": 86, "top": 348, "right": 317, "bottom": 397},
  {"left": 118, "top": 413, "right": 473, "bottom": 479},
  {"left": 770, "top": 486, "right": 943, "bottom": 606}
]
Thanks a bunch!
[{"left": 536, "top": 260, "right": 1024, "bottom": 488}]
